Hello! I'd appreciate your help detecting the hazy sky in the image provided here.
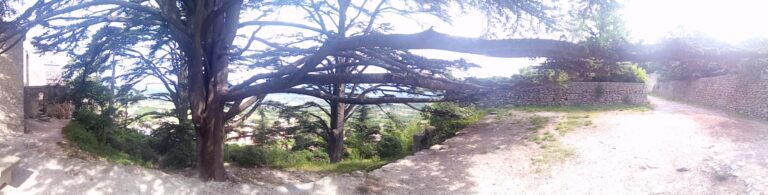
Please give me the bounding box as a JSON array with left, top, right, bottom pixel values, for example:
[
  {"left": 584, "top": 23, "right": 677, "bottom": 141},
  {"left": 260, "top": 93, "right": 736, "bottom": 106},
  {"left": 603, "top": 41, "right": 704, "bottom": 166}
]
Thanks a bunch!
[{"left": 22, "top": 0, "right": 768, "bottom": 86}]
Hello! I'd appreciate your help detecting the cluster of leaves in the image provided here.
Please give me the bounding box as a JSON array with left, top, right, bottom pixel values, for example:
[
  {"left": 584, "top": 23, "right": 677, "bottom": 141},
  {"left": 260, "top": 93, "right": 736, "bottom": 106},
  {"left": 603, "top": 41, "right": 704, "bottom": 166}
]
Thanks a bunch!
[
  {"left": 514, "top": 0, "right": 648, "bottom": 84},
  {"left": 224, "top": 144, "right": 329, "bottom": 168},
  {"left": 66, "top": 110, "right": 154, "bottom": 165},
  {"left": 67, "top": 109, "right": 197, "bottom": 168},
  {"left": 150, "top": 122, "right": 196, "bottom": 169},
  {"left": 421, "top": 102, "right": 484, "bottom": 144}
]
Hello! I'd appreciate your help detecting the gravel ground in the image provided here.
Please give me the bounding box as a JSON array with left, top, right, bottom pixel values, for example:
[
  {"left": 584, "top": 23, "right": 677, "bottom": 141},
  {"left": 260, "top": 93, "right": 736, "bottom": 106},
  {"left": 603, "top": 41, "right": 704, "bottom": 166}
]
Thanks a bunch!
[{"left": 350, "top": 97, "right": 768, "bottom": 194}]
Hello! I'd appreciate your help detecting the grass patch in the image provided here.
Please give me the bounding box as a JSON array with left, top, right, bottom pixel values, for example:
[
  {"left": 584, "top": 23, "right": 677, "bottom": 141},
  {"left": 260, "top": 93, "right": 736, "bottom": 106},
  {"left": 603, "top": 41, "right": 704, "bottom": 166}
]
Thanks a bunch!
[
  {"left": 513, "top": 104, "right": 653, "bottom": 113},
  {"left": 555, "top": 114, "right": 593, "bottom": 135},
  {"left": 282, "top": 158, "right": 391, "bottom": 173},
  {"left": 527, "top": 115, "right": 550, "bottom": 132},
  {"left": 486, "top": 105, "right": 516, "bottom": 120},
  {"left": 531, "top": 143, "right": 576, "bottom": 173}
]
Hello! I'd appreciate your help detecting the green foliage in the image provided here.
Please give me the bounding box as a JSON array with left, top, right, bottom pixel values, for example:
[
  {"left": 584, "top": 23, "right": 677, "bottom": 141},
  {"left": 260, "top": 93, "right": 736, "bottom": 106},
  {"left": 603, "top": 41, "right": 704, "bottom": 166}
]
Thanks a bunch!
[
  {"left": 282, "top": 158, "right": 389, "bottom": 173},
  {"left": 395, "top": 121, "right": 424, "bottom": 153},
  {"left": 555, "top": 114, "right": 593, "bottom": 135},
  {"left": 518, "top": 1, "right": 648, "bottom": 84},
  {"left": 291, "top": 134, "right": 324, "bottom": 151},
  {"left": 68, "top": 109, "right": 198, "bottom": 169},
  {"left": 107, "top": 129, "right": 154, "bottom": 162},
  {"left": 72, "top": 109, "right": 114, "bottom": 143},
  {"left": 63, "top": 121, "right": 150, "bottom": 166},
  {"left": 224, "top": 145, "right": 328, "bottom": 168},
  {"left": 376, "top": 135, "right": 403, "bottom": 158},
  {"left": 422, "top": 103, "right": 484, "bottom": 144},
  {"left": 150, "top": 122, "right": 196, "bottom": 169},
  {"left": 66, "top": 78, "right": 113, "bottom": 109},
  {"left": 346, "top": 140, "right": 378, "bottom": 160},
  {"left": 63, "top": 122, "right": 99, "bottom": 150}
]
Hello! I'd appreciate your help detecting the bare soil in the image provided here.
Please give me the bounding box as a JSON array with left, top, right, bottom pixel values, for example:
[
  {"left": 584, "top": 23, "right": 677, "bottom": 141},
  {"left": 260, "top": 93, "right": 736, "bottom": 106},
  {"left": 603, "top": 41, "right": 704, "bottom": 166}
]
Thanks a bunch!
[
  {"left": 346, "top": 97, "right": 768, "bottom": 194},
  {"left": 0, "top": 119, "right": 337, "bottom": 194}
]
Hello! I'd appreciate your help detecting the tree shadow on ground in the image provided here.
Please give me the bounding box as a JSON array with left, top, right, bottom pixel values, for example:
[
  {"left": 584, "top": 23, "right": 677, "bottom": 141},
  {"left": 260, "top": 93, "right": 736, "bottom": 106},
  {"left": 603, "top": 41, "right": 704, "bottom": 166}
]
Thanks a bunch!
[{"left": 367, "top": 113, "right": 534, "bottom": 194}]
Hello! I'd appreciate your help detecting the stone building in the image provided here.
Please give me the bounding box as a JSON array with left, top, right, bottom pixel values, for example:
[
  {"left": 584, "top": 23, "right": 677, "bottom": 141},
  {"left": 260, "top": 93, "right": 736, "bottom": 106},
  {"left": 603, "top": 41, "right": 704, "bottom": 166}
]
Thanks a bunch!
[{"left": 0, "top": 36, "right": 24, "bottom": 135}]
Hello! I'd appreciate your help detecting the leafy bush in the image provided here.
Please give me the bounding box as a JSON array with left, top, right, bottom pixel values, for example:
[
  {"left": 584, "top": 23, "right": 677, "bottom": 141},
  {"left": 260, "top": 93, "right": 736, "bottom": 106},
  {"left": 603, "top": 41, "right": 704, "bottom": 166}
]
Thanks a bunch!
[
  {"left": 377, "top": 135, "right": 403, "bottom": 158},
  {"left": 226, "top": 145, "right": 263, "bottom": 167},
  {"left": 63, "top": 121, "right": 150, "bottom": 165},
  {"left": 291, "top": 134, "right": 324, "bottom": 151},
  {"left": 422, "top": 103, "right": 484, "bottom": 144},
  {"left": 151, "top": 122, "right": 196, "bottom": 169},
  {"left": 72, "top": 109, "right": 114, "bottom": 143},
  {"left": 108, "top": 129, "right": 155, "bottom": 162},
  {"left": 63, "top": 121, "right": 99, "bottom": 151},
  {"left": 225, "top": 145, "right": 326, "bottom": 168}
]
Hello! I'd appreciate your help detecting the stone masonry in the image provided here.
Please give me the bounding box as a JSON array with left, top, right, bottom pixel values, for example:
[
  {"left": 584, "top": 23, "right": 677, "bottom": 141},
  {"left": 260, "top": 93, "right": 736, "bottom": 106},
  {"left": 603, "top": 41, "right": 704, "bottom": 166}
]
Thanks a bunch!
[
  {"left": 654, "top": 74, "right": 768, "bottom": 120},
  {"left": 0, "top": 37, "right": 24, "bottom": 135},
  {"left": 480, "top": 82, "right": 648, "bottom": 107}
]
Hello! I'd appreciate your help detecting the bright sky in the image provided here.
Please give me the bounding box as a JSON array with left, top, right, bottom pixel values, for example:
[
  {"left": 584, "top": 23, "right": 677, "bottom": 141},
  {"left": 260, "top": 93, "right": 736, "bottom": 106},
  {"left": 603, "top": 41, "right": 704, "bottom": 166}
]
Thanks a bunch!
[
  {"left": 22, "top": 0, "right": 768, "bottom": 86},
  {"left": 622, "top": 0, "right": 768, "bottom": 44}
]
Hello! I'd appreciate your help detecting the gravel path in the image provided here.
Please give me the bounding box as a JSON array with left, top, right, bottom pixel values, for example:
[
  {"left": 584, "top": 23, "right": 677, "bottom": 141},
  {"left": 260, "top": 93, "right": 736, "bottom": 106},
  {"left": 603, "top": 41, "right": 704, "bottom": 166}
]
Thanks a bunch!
[{"left": 356, "top": 96, "right": 768, "bottom": 194}]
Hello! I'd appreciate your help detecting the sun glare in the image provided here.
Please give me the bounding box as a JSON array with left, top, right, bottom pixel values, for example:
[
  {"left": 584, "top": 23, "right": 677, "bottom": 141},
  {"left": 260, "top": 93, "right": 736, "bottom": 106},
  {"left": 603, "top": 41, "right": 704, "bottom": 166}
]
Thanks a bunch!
[{"left": 623, "top": 0, "right": 768, "bottom": 44}]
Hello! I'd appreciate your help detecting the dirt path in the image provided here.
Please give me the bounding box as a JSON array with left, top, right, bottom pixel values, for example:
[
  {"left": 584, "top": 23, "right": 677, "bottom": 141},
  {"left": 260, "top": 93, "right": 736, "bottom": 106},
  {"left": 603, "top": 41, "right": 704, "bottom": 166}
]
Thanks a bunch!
[
  {"left": 355, "top": 97, "right": 768, "bottom": 194},
  {"left": 0, "top": 119, "right": 359, "bottom": 195}
]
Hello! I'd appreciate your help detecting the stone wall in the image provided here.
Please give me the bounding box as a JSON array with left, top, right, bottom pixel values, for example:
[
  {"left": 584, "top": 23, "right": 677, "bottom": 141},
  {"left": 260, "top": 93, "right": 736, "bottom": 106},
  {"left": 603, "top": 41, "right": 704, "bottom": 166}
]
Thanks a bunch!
[
  {"left": 654, "top": 74, "right": 768, "bottom": 120},
  {"left": 480, "top": 82, "right": 648, "bottom": 107},
  {"left": 0, "top": 38, "right": 24, "bottom": 134},
  {"left": 24, "top": 85, "right": 69, "bottom": 118}
]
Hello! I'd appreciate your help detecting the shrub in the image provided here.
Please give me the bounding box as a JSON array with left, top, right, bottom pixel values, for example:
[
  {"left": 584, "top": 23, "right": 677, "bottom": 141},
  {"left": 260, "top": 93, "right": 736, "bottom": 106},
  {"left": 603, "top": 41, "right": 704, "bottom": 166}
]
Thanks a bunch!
[
  {"left": 63, "top": 121, "right": 99, "bottom": 151},
  {"left": 377, "top": 135, "right": 403, "bottom": 158},
  {"left": 72, "top": 109, "right": 114, "bottom": 143},
  {"left": 108, "top": 129, "right": 154, "bottom": 162},
  {"left": 63, "top": 121, "right": 150, "bottom": 165},
  {"left": 151, "top": 122, "right": 196, "bottom": 169},
  {"left": 291, "top": 134, "right": 323, "bottom": 151},
  {"left": 422, "top": 103, "right": 484, "bottom": 144},
  {"left": 231, "top": 145, "right": 265, "bottom": 167},
  {"left": 225, "top": 144, "right": 329, "bottom": 168}
]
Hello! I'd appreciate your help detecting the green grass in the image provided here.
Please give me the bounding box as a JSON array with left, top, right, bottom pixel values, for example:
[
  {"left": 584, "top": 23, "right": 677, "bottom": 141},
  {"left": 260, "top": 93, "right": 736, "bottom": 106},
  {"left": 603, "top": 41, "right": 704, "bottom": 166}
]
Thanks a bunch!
[
  {"left": 531, "top": 143, "right": 576, "bottom": 173},
  {"left": 555, "top": 114, "right": 593, "bottom": 134},
  {"left": 513, "top": 104, "right": 653, "bottom": 113},
  {"left": 527, "top": 115, "right": 550, "bottom": 132},
  {"left": 281, "top": 158, "right": 391, "bottom": 173},
  {"left": 63, "top": 121, "right": 151, "bottom": 166}
]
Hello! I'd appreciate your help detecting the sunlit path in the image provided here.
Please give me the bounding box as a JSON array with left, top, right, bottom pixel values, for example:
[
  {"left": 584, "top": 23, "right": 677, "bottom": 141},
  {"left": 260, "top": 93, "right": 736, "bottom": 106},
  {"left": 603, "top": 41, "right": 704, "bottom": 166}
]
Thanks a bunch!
[{"left": 357, "top": 97, "right": 768, "bottom": 194}]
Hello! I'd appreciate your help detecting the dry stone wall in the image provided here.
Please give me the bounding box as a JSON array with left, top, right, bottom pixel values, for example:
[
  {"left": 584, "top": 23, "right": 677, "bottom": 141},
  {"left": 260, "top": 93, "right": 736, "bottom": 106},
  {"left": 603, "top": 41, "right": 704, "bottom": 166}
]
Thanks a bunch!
[
  {"left": 0, "top": 38, "right": 24, "bottom": 134},
  {"left": 654, "top": 74, "right": 768, "bottom": 120},
  {"left": 480, "top": 82, "right": 648, "bottom": 107}
]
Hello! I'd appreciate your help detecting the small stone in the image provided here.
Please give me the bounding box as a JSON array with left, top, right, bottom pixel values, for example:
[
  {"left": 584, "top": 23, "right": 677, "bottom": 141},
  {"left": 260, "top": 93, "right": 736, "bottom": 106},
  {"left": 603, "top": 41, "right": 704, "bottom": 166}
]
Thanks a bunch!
[{"left": 676, "top": 167, "right": 690, "bottom": 172}]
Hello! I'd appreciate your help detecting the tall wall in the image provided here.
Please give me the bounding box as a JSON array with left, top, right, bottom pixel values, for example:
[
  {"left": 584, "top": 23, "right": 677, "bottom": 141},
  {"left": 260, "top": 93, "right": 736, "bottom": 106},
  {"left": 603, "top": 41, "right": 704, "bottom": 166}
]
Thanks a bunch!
[
  {"left": 480, "top": 82, "right": 648, "bottom": 107},
  {"left": 0, "top": 39, "right": 24, "bottom": 135},
  {"left": 654, "top": 74, "right": 768, "bottom": 120},
  {"left": 24, "top": 85, "right": 69, "bottom": 118}
]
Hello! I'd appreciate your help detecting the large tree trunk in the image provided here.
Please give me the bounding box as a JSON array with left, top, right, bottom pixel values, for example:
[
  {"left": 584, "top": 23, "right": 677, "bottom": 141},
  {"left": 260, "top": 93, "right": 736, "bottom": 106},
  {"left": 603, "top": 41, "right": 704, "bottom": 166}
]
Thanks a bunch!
[
  {"left": 327, "top": 82, "right": 346, "bottom": 163},
  {"left": 176, "top": 0, "right": 241, "bottom": 181},
  {"left": 195, "top": 101, "right": 227, "bottom": 180}
]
